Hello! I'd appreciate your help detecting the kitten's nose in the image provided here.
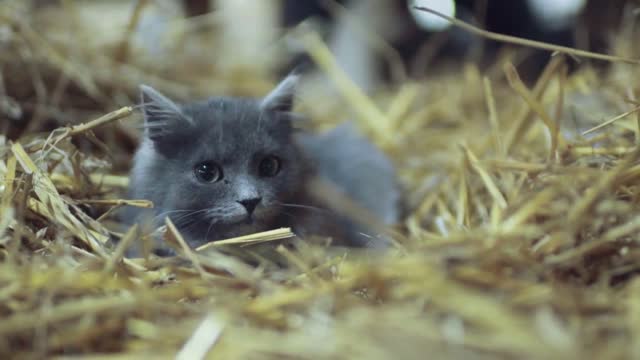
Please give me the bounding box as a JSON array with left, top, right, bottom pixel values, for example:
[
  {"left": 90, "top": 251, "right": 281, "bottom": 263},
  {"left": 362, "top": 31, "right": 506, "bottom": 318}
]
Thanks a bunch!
[{"left": 238, "top": 197, "right": 261, "bottom": 215}]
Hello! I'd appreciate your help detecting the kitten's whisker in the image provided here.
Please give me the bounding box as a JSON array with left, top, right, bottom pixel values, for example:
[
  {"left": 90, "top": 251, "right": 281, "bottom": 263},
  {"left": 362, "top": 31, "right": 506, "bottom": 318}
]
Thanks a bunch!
[
  {"left": 180, "top": 217, "right": 206, "bottom": 230},
  {"left": 171, "top": 213, "right": 196, "bottom": 223},
  {"left": 277, "top": 202, "right": 329, "bottom": 214},
  {"left": 171, "top": 209, "right": 210, "bottom": 226},
  {"left": 204, "top": 218, "right": 218, "bottom": 242},
  {"left": 173, "top": 213, "right": 200, "bottom": 224},
  {"left": 205, "top": 208, "right": 234, "bottom": 217},
  {"left": 152, "top": 209, "right": 210, "bottom": 231},
  {"left": 153, "top": 209, "right": 198, "bottom": 222}
]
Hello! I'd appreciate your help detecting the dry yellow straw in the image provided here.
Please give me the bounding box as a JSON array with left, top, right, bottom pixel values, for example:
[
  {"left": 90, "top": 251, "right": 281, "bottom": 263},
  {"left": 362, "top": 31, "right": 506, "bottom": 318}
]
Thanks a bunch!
[{"left": 195, "top": 227, "right": 295, "bottom": 251}]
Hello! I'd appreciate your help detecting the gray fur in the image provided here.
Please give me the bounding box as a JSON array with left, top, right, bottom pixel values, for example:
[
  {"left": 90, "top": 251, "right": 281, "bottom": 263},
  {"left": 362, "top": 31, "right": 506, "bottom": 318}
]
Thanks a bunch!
[
  {"left": 127, "top": 76, "right": 400, "bottom": 254},
  {"left": 295, "top": 122, "right": 400, "bottom": 224}
]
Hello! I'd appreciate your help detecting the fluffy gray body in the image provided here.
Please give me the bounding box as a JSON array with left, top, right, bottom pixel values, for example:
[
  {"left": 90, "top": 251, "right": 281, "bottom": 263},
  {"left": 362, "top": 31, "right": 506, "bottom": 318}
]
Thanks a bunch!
[
  {"left": 127, "top": 75, "right": 399, "bottom": 253},
  {"left": 296, "top": 122, "right": 399, "bottom": 225}
]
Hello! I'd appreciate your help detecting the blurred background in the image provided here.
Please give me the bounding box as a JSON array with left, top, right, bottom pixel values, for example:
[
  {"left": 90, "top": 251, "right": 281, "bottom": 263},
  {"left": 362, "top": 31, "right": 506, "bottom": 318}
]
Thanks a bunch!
[{"left": 0, "top": 0, "right": 637, "bottom": 170}]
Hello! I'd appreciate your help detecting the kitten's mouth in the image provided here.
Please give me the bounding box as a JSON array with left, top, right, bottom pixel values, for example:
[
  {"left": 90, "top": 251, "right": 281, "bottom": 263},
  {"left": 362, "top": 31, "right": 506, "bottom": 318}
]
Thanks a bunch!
[
  {"left": 222, "top": 206, "right": 272, "bottom": 226},
  {"left": 223, "top": 212, "right": 256, "bottom": 226}
]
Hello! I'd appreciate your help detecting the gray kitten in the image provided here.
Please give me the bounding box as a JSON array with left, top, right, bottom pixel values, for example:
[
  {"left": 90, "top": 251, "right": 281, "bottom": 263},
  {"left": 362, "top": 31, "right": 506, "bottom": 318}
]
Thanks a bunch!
[{"left": 127, "top": 75, "right": 399, "bottom": 255}]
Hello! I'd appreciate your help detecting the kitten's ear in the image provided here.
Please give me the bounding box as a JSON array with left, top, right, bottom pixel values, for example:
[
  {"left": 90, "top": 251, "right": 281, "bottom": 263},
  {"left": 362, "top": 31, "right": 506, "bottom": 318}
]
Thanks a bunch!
[
  {"left": 139, "top": 85, "right": 190, "bottom": 141},
  {"left": 261, "top": 74, "right": 298, "bottom": 112}
]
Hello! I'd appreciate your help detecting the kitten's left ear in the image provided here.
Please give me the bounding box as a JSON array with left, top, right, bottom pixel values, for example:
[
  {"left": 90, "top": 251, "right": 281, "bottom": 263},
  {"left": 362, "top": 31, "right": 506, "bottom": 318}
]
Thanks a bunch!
[{"left": 261, "top": 74, "right": 298, "bottom": 112}]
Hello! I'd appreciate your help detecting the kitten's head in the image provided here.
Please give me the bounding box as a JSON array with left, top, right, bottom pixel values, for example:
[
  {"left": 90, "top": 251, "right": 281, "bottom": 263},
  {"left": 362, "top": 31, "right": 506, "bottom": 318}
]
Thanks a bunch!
[{"left": 137, "top": 74, "right": 306, "bottom": 245}]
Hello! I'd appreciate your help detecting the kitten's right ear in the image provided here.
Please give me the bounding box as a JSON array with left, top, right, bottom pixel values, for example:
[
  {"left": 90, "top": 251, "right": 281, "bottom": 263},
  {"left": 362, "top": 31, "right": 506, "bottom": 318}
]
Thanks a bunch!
[{"left": 139, "top": 85, "right": 191, "bottom": 141}]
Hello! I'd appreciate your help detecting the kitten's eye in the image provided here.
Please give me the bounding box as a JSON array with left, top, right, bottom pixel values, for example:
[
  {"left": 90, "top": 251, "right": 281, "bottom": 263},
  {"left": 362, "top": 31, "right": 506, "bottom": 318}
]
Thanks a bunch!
[
  {"left": 258, "top": 156, "right": 281, "bottom": 177},
  {"left": 194, "top": 161, "right": 222, "bottom": 183}
]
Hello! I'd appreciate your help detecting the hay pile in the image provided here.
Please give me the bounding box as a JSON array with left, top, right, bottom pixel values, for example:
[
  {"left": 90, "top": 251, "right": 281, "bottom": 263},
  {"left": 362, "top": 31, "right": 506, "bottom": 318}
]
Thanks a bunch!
[{"left": 2, "top": 1, "right": 640, "bottom": 358}]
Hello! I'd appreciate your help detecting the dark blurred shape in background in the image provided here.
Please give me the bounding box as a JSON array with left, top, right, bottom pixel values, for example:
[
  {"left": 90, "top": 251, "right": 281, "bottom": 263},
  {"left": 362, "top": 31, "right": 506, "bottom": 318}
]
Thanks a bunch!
[
  {"left": 280, "top": 0, "right": 630, "bottom": 87},
  {"left": 182, "top": 0, "right": 210, "bottom": 18}
]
